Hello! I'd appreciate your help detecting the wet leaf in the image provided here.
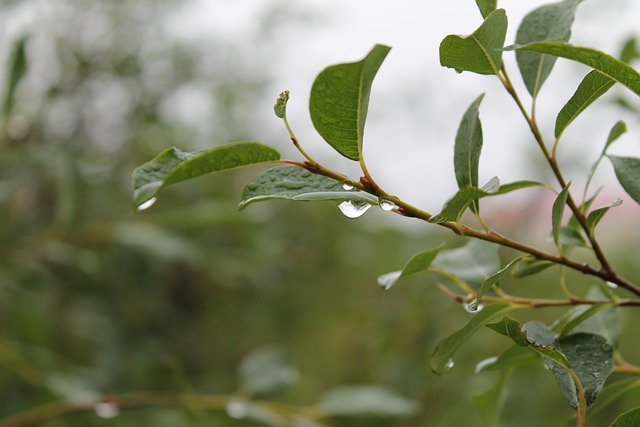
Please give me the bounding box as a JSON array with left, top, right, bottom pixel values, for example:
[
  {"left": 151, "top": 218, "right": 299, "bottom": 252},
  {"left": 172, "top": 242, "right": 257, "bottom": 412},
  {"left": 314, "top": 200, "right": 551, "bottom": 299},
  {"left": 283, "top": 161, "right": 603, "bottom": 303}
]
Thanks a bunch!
[
  {"left": 309, "top": 44, "right": 391, "bottom": 161},
  {"left": 515, "top": 0, "right": 582, "bottom": 97},
  {"left": 239, "top": 165, "right": 378, "bottom": 210},
  {"left": 317, "top": 386, "right": 418, "bottom": 417},
  {"left": 377, "top": 244, "right": 444, "bottom": 290},
  {"left": 132, "top": 141, "right": 280, "bottom": 210},
  {"left": 511, "top": 257, "right": 554, "bottom": 277},
  {"left": 607, "top": 155, "right": 640, "bottom": 205},
  {"left": 440, "top": 9, "right": 508, "bottom": 75}
]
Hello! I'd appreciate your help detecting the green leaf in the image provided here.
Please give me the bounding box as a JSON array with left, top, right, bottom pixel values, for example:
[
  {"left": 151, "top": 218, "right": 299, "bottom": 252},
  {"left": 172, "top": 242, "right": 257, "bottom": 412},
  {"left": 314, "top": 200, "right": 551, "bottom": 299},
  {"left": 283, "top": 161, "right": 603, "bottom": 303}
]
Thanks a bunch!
[
  {"left": 472, "top": 371, "right": 510, "bottom": 427},
  {"left": 239, "top": 165, "right": 377, "bottom": 210},
  {"left": 238, "top": 346, "right": 298, "bottom": 396},
  {"left": 431, "top": 240, "right": 500, "bottom": 287},
  {"left": 511, "top": 257, "right": 554, "bottom": 277},
  {"left": 516, "top": 42, "right": 640, "bottom": 98},
  {"left": 608, "top": 156, "right": 640, "bottom": 205},
  {"left": 317, "top": 386, "right": 419, "bottom": 417},
  {"left": 309, "top": 44, "right": 391, "bottom": 161},
  {"left": 619, "top": 36, "right": 640, "bottom": 64},
  {"left": 439, "top": 9, "right": 508, "bottom": 75},
  {"left": 4, "top": 36, "right": 28, "bottom": 116},
  {"left": 475, "top": 257, "right": 525, "bottom": 310},
  {"left": 557, "top": 225, "right": 587, "bottom": 247},
  {"left": 515, "top": 0, "right": 582, "bottom": 97},
  {"left": 586, "top": 198, "right": 623, "bottom": 234},
  {"left": 475, "top": 0, "right": 498, "bottom": 19},
  {"left": 555, "top": 70, "right": 615, "bottom": 138},
  {"left": 571, "top": 287, "right": 621, "bottom": 347},
  {"left": 377, "top": 244, "right": 444, "bottom": 290},
  {"left": 429, "top": 177, "right": 499, "bottom": 224},
  {"left": 604, "top": 120, "right": 628, "bottom": 152},
  {"left": 475, "top": 345, "right": 540, "bottom": 373},
  {"left": 454, "top": 94, "right": 485, "bottom": 212},
  {"left": 610, "top": 407, "right": 640, "bottom": 426},
  {"left": 273, "top": 90, "right": 289, "bottom": 119},
  {"left": 586, "top": 379, "right": 640, "bottom": 423},
  {"left": 430, "top": 303, "right": 516, "bottom": 375},
  {"left": 132, "top": 141, "right": 280, "bottom": 211},
  {"left": 494, "top": 180, "right": 553, "bottom": 195},
  {"left": 552, "top": 182, "right": 571, "bottom": 248},
  {"left": 486, "top": 316, "right": 530, "bottom": 346}
]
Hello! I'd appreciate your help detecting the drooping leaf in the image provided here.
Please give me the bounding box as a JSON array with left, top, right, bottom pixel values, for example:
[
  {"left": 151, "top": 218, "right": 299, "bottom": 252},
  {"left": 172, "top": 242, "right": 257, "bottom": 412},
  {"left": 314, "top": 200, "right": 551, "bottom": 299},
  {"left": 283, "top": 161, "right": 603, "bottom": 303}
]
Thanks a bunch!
[
  {"left": 515, "top": 0, "right": 582, "bottom": 97},
  {"left": 430, "top": 303, "right": 516, "bottom": 375},
  {"left": 429, "top": 177, "right": 499, "bottom": 224},
  {"left": 586, "top": 198, "right": 623, "bottom": 234},
  {"left": 454, "top": 94, "right": 485, "bottom": 213},
  {"left": 472, "top": 371, "right": 511, "bottom": 427},
  {"left": 516, "top": 42, "right": 640, "bottom": 98},
  {"left": 4, "top": 35, "right": 28, "bottom": 116},
  {"left": 431, "top": 239, "right": 500, "bottom": 287},
  {"left": 511, "top": 257, "right": 554, "bottom": 277},
  {"left": 377, "top": 244, "right": 445, "bottom": 290},
  {"left": 238, "top": 165, "right": 377, "bottom": 210},
  {"left": 607, "top": 155, "right": 640, "bottom": 205},
  {"left": 439, "top": 9, "right": 508, "bottom": 75},
  {"left": 317, "top": 386, "right": 419, "bottom": 417},
  {"left": 475, "top": 0, "right": 498, "bottom": 19},
  {"left": 309, "top": 44, "right": 391, "bottom": 161},
  {"left": 552, "top": 182, "right": 571, "bottom": 248},
  {"left": 555, "top": 70, "right": 615, "bottom": 138},
  {"left": 132, "top": 142, "right": 281, "bottom": 211},
  {"left": 475, "top": 257, "right": 525, "bottom": 309},
  {"left": 238, "top": 346, "right": 298, "bottom": 396},
  {"left": 610, "top": 407, "right": 640, "bottom": 427}
]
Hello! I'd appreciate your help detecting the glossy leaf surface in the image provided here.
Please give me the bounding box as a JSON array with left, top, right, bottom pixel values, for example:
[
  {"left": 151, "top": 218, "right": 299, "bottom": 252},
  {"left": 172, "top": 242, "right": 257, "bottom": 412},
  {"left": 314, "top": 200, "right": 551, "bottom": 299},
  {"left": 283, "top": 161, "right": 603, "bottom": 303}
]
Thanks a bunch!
[
  {"left": 309, "top": 44, "right": 391, "bottom": 161},
  {"left": 440, "top": 9, "right": 508, "bottom": 75},
  {"left": 132, "top": 142, "right": 281, "bottom": 210},
  {"left": 610, "top": 407, "right": 640, "bottom": 427}
]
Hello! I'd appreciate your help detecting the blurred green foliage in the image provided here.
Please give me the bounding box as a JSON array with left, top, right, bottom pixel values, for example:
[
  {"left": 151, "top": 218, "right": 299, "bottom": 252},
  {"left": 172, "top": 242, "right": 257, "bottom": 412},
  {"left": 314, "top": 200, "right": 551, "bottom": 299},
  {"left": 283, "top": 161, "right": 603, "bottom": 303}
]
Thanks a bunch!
[{"left": 1, "top": 1, "right": 640, "bottom": 426}]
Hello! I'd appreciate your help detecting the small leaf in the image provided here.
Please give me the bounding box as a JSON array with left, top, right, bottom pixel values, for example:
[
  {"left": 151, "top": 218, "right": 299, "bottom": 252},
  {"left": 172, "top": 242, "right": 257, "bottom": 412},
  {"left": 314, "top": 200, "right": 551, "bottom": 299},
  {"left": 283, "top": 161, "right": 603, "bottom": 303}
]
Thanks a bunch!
[
  {"left": 317, "top": 386, "right": 419, "bottom": 417},
  {"left": 555, "top": 70, "right": 615, "bottom": 138},
  {"left": 439, "top": 9, "right": 508, "bottom": 75},
  {"left": 619, "top": 36, "right": 640, "bottom": 64},
  {"left": 475, "top": 0, "right": 497, "bottom": 19},
  {"left": 430, "top": 303, "right": 517, "bottom": 375},
  {"left": 132, "top": 142, "right": 281, "bottom": 210},
  {"left": 610, "top": 407, "right": 640, "bottom": 427},
  {"left": 475, "top": 345, "right": 540, "bottom": 373},
  {"left": 586, "top": 198, "right": 623, "bottom": 234},
  {"left": 486, "top": 315, "right": 529, "bottom": 346},
  {"left": 472, "top": 371, "right": 510, "bottom": 427},
  {"left": 516, "top": 42, "right": 640, "bottom": 98},
  {"left": 511, "top": 257, "right": 554, "bottom": 277},
  {"left": 431, "top": 240, "right": 500, "bottom": 287},
  {"left": 557, "top": 225, "right": 587, "bottom": 247},
  {"left": 475, "top": 257, "right": 525, "bottom": 309},
  {"left": 309, "top": 45, "right": 391, "bottom": 161},
  {"left": 454, "top": 94, "right": 485, "bottom": 213},
  {"left": 604, "top": 120, "right": 627, "bottom": 152},
  {"left": 552, "top": 182, "right": 572, "bottom": 248},
  {"left": 238, "top": 346, "right": 299, "bottom": 396},
  {"left": 494, "top": 180, "right": 552, "bottom": 195},
  {"left": 239, "top": 166, "right": 377, "bottom": 210},
  {"left": 4, "top": 35, "right": 28, "bottom": 116},
  {"left": 377, "top": 244, "right": 444, "bottom": 290},
  {"left": 515, "top": 0, "right": 583, "bottom": 97},
  {"left": 429, "top": 177, "right": 499, "bottom": 224},
  {"left": 273, "top": 90, "right": 289, "bottom": 119},
  {"left": 607, "top": 155, "right": 640, "bottom": 205}
]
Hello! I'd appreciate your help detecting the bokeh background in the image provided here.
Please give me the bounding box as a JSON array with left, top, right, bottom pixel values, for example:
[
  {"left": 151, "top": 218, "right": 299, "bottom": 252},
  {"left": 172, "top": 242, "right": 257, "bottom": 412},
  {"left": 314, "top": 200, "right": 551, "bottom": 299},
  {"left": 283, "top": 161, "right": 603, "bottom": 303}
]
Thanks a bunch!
[{"left": 2, "top": 0, "right": 640, "bottom": 426}]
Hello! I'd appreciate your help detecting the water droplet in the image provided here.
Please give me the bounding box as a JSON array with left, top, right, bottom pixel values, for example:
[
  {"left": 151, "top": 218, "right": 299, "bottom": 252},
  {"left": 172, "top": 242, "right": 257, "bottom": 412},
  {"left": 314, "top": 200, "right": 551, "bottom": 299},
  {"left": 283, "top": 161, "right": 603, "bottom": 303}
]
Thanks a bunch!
[
  {"left": 475, "top": 356, "right": 498, "bottom": 373},
  {"left": 341, "top": 181, "right": 354, "bottom": 191},
  {"left": 445, "top": 358, "right": 455, "bottom": 371},
  {"left": 95, "top": 401, "right": 119, "bottom": 419},
  {"left": 300, "top": 170, "right": 312, "bottom": 178},
  {"left": 455, "top": 68, "right": 464, "bottom": 74},
  {"left": 379, "top": 198, "right": 396, "bottom": 211},
  {"left": 226, "top": 400, "right": 248, "bottom": 419},
  {"left": 464, "top": 299, "right": 484, "bottom": 313},
  {"left": 338, "top": 200, "right": 371, "bottom": 218},
  {"left": 269, "top": 175, "right": 277, "bottom": 182},
  {"left": 246, "top": 183, "right": 259, "bottom": 191},
  {"left": 136, "top": 197, "right": 157, "bottom": 211},
  {"left": 606, "top": 281, "right": 618, "bottom": 289},
  {"left": 601, "top": 342, "right": 613, "bottom": 352}
]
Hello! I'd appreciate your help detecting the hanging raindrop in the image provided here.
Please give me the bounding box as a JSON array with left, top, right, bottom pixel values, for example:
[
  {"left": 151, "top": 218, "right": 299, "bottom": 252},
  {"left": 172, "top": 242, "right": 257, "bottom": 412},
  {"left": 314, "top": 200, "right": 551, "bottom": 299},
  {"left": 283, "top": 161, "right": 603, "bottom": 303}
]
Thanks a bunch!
[
  {"left": 95, "top": 401, "right": 119, "bottom": 419},
  {"left": 445, "top": 358, "right": 455, "bottom": 371},
  {"left": 341, "top": 181, "right": 354, "bottom": 191},
  {"left": 136, "top": 197, "right": 157, "bottom": 211},
  {"left": 379, "top": 198, "right": 396, "bottom": 211},
  {"left": 606, "top": 281, "right": 618, "bottom": 289},
  {"left": 338, "top": 200, "right": 371, "bottom": 218},
  {"left": 464, "top": 299, "right": 484, "bottom": 313},
  {"left": 226, "top": 400, "right": 248, "bottom": 419}
]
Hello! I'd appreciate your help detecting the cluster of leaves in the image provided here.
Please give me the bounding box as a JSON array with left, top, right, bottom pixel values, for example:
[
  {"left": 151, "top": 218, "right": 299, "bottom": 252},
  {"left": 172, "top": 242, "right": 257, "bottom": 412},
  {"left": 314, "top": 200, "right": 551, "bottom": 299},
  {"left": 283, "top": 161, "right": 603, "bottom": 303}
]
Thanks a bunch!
[{"left": 132, "top": 0, "right": 640, "bottom": 426}]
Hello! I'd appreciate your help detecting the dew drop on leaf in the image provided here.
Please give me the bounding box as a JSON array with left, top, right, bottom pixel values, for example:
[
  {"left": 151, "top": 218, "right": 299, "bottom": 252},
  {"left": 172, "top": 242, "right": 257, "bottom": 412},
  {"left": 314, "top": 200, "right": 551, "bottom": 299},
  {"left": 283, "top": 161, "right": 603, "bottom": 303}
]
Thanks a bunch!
[
  {"left": 601, "top": 342, "right": 613, "bottom": 352},
  {"left": 226, "top": 400, "right": 248, "bottom": 419},
  {"left": 341, "top": 181, "right": 354, "bottom": 191},
  {"left": 606, "top": 281, "right": 618, "bottom": 289},
  {"left": 464, "top": 299, "right": 484, "bottom": 313},
  {"left": 445, "top": 358, "right": 455, "bottom": 372},
  {"left": 455, "top": 68, "right": 464, "bottom": 74},
  {"left": 136, "top": 197, "right": 157, "bottom": 211},
  {"left": 338, "top": 200, "right": 371, "bottom": 218},
  {"left": 95, "top": 401, "right": 119, "bottom": 419},
  {"left": 379, "top": 198, "right": 397, "bottom": 211},
  {"left": 475, "top": 356, "right": 498, "bottom": 373}
]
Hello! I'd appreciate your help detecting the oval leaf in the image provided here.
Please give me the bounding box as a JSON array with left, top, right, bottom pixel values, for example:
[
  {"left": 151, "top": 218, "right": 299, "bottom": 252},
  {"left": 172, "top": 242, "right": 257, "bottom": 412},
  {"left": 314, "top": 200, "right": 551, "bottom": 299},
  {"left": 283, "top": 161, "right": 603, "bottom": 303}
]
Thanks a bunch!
[
  {"left": 607, "top": 155, "right": 640, "bottom": 205},
  {"left": 515, "top": 0, "right": 583, "bottom": 97},
  {"left": 132, "top": 141, "right": 281, "bottom": 210},
  {"left": 611, "top": 407, "right": 640, "bottom": 427},
  {"left": 309, "top": 44, "right": 391, "bottom": 161},
  {"left": 431, "top": 303, "right": 516, "bottom": 375},
  {"left": 516, "top": 42, "right": 640, "bottom": 98},
  {"left": 586, "top": 198, "right": 623, "bottom": 234},
  {"left": 317, "top": 386, "right": 418, "bottom": 417},
  {"left": 439, "top": 9, "right": 508, "bottom": 75},
  {"left": 454, "top": 94, "right": 485, "bottom": 213},
  {"left": 239, "top": 165, "right": 378, "bottom": 210},
  {"left": 429, "top": 177, "right": 499, "bottom": 224},
  {"left": 475, "top": 257, "right": 525, "bottom": 309},
  {"left": 377, "top": 244, "right": 444, "bottom": 290},
  {"left": 552, "top": 182, "right": 571, "bottom": 248}
]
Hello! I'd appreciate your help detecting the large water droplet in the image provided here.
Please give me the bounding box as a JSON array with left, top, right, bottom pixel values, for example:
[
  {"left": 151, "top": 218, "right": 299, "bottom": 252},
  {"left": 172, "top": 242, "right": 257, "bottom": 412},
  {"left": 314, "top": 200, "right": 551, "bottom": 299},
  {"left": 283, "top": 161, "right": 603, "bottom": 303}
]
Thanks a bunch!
[
  {"left": 95, "top": 401, "right": 119, "bottom": 419},
  {"left": 341, "top": 181, "right": 354, "bottom": 191},
  {"left": 226, "top": 400, "right": 248, "bottom": 419},
  {"left": 338, "top": 200, "right": 371, "bottom": 218},
  {"left": 379, "top": 198, "right": 396, "bottom": 212},
  {"left": 455, "top": 68, "right": 464, "bottom": 74},
  {"left": 464, "top": 299, "right": 484, "bottom": 313},
  {"left": 475, "top": 356, "right": 498, "bottom": 373},
  {"left": 137, "top": 197, "right": 157, "bottom": 211},
  {"left": 445, "top": 358, "right": 455, "bottom": 371},
  {"left": 606, "top": 281, "right": 618, "bottom": 289}
]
